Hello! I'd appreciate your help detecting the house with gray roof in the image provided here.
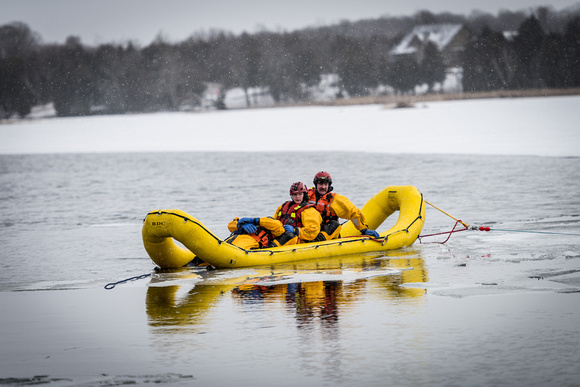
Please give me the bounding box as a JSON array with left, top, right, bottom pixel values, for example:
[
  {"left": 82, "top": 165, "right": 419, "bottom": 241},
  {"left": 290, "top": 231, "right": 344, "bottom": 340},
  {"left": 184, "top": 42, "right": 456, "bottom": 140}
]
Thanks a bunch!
[{"left": 389, "top": 24, "right": 471, "bottom": 67}]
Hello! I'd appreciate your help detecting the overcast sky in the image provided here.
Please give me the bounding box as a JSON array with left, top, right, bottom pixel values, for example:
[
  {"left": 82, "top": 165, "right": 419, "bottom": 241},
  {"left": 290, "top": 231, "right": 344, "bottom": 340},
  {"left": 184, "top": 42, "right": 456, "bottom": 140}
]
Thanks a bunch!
[{"left": 2, "top": 0, "right": 579, "bottom": 45}]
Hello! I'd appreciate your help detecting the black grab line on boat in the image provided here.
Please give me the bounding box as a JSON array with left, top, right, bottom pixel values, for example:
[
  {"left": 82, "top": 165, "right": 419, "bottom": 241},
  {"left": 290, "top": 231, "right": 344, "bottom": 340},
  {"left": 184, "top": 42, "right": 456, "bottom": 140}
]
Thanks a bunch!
[
  {"left": 399, "top": 194, "right": 424, "bottom": 234},
  {"left": 146, "top": 210, "right": 221, "bottom": 242},
  {"left": 145, "top": 211, "right": 255, "bottom": 254},
  {"left": 145, "top": 194, "right": 424, "bottom": 256}
]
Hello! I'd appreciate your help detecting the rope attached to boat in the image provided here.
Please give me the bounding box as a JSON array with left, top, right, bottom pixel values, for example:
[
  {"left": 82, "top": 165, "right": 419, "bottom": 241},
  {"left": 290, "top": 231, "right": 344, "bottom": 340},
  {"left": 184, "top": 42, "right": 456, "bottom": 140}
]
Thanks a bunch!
[
  {"left": 419, "top": 219, "right": 470, "bottom": 244},
  {"left": 419, "top": 201, "right": 580, "bottom": 244},
  {"left": 485, "top": 228, "right": 580, "bottom": 236},
  {"left": 419, "top": 201, "right": 470, "bottom": 244},
  {"left": 104, "top": 272, "right": 152, "bottom": 290}
]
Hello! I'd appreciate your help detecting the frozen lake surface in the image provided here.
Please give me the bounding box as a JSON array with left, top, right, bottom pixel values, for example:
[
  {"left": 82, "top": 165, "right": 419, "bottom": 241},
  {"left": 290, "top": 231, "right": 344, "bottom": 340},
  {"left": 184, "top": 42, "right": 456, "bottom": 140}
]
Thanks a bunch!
[
  {"left": 0, "top": 97, "right": 579, "bottom": 386},
  {"left": 2, "top": 95, "right": 579, "bottom": 156}
]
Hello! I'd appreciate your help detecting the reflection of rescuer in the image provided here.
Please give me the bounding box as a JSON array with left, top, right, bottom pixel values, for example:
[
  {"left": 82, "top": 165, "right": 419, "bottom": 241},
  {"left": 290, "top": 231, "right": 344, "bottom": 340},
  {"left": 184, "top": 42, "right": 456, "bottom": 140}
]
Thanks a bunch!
[
  {"left": 273, "top": 182, "right": 322, "bottom": 243},
  {"left": 308, "top": 171, "right": 380, "bottom": 241}
]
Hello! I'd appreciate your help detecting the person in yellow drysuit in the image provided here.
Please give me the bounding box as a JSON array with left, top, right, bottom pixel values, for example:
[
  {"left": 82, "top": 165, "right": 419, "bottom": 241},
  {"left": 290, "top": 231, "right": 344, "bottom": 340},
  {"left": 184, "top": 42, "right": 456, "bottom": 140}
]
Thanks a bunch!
[
  {"left": 273, "top": 182, "right": 322, "bottom": 243},
  {"left": 226, "top": 216, "right": 297, "bottom": 250},
  {"left": 226, "top": 182, "right": 321, "bottom": 249},
  {"left": 307, "top": 171, "right": 380, "bottom": 241}
]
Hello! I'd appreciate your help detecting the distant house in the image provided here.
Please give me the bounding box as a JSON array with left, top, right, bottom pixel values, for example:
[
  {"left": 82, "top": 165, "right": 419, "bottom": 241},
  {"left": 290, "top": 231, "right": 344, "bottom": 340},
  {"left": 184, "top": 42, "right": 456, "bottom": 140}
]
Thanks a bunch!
[
  {"left": 389, "top": 24, "right": 471, "bottom": 68},
  {"left": 502, "top": 30, "right": 519, "bottom": 42}
]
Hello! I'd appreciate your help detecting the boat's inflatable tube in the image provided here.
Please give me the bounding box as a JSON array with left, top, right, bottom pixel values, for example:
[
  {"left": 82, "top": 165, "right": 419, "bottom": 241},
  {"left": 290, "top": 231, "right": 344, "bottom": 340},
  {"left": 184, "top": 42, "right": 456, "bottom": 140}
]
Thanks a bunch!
[{"left": 142, "top": 185, "right": 425, "bottom": 269}]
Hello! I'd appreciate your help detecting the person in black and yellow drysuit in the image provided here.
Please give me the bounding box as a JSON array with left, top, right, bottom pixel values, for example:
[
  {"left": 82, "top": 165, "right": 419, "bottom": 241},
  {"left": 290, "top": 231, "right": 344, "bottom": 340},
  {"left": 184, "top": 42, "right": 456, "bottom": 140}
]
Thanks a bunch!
[
  {"left": 226, "top": 216, "right": 297, "bottom": 250},
  {"left": 308, "top": 171, "right": 380, "bottom": 241},
  {"left": 273, "top": 182, "right": 322, "bottom": 243}
]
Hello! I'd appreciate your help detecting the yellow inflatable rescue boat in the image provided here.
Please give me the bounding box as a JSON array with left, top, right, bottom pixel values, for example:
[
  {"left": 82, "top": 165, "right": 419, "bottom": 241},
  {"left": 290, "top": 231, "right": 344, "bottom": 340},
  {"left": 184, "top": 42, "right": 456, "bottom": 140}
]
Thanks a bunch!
[{"left": 142, "top": 185, "right": 425, "bottom": 269}]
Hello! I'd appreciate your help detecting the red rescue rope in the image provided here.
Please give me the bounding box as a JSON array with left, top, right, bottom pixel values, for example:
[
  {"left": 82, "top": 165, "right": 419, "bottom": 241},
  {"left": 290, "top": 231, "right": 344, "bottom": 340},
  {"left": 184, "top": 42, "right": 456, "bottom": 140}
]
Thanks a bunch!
[
  {"left": 418, "top": 200, "right": 487, "bottom": 244},
  {"left": 419, "top": 219, "right": 470, "bottom": 244}
]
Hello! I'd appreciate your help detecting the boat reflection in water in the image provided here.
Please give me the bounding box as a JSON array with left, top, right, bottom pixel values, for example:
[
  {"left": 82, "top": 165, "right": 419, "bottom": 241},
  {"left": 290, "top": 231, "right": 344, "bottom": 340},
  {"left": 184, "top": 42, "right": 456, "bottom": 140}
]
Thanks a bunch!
[{"left": 145, "top": 249, "right": 427, "bottom": 332}]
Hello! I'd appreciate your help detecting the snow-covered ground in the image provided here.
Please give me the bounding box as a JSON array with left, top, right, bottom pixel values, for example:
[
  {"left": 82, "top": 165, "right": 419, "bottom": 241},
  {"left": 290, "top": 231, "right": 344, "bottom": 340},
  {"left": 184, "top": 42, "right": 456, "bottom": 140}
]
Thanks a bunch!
[{"left": 1, "top": 95, "right": 579, "bottom": 157}]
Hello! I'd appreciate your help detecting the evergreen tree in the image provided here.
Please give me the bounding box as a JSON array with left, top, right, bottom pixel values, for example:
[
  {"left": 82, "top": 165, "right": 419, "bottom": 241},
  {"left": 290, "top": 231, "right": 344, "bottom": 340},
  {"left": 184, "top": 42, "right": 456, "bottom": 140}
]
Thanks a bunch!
[
  {"left": 93, "top": 43, "right": 135, "bottom": 113},
  {"left": 238, "top": 33, "right": 263, "bottom": 106},
  {"left": 0, "top": 22, "right": 39, "bottom": 117},
  {"left": 463, "top": 27, "right": 516, "bottom": 92},
  {"left": 0, "top": 58, "right": 35, "bottom": 118},
  {"left": 420, "top": 41, "right": 447, "bottom": 92},
  {"left": 513, "top": 15, "right": 546, "bottom": 89},
  {"left": 333, "top": 36, "right": 376, "bottom": 97},
  {"left": 539, "top": 33, "right": 568, "bottom": 88},
  {"left": 259, "top": 34, "right": 296, "bottom": 103},
  {"left": 562, "top": 17, "right": 580, "bottom": 87},
  {"left": 140, "top": 39, "right": 183, "bottom": 111},
  {"left": 388, "top": 55, "right": 420, "bottom": 94},
  {"left": 46, "top": 37, "right": 98, "bottom": 116}
]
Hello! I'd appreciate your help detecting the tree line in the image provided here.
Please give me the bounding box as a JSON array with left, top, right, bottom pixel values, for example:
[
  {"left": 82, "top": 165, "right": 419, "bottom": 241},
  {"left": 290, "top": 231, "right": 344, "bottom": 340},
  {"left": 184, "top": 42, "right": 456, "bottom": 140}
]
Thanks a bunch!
[{"left": 1, "top": 7, "right": 579, "bottom": 118}]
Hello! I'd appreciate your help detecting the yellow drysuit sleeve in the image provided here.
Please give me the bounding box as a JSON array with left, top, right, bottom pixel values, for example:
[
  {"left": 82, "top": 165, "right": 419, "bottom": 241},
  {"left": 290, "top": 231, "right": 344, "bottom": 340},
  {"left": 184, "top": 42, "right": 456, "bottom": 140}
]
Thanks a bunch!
[
  {"left": 227, "top": 216, "right": 285, "bottom": 237},
  {"left": 273, "top": 205, "right": 321, "bottom": 242},
  {"left": 273, "top": 205, "right": 283, "bottom": 220},
  {"left": 297, "top": 207, "right": 322, "bottom": 242},
  {"left": 258, "top": 217, "right": 285, "bottom": 237},
  {"left": 330, "top": 193, "right": 367, "bottom": 231},
  {"left": 228, "top": 217, "right": 240, "bottom": 233}
]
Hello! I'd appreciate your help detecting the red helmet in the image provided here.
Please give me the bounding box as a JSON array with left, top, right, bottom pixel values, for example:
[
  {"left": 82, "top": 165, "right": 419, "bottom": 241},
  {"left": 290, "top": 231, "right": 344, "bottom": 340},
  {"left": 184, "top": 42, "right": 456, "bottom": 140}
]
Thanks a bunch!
[
  {"left": 290, "top": 181, "right": 308, "bottom": 195},
  {"left": 313, "top": 171, "right": 332, "bottom": 186}
]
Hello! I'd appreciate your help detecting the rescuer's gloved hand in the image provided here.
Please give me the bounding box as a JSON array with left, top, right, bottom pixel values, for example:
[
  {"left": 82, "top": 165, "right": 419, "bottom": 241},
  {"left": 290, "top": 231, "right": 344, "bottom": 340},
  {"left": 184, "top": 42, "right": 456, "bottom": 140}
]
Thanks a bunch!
[
  {"left": 283, "top": 225, "right": 294, "bottom": 234},
  {"left": 238, "top": 217, "right": 258, "bottom": 225},
  {"left": 240, "top": 223, "right": 257, "bottom": 234}
]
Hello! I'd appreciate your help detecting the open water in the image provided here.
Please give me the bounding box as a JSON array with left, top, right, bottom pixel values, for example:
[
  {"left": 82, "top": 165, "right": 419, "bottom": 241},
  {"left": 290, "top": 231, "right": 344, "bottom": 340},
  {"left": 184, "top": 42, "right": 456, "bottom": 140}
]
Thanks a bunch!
[{"left": 1, "top": 152, "right": 579, "bottom": 386}]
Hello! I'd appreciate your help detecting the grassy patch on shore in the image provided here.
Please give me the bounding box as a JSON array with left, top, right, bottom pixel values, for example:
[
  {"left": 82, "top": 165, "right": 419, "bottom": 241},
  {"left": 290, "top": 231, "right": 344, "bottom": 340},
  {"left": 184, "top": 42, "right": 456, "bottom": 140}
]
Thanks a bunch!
[{"left": 326, "top": 87, "right": 580, "bottom": 108}]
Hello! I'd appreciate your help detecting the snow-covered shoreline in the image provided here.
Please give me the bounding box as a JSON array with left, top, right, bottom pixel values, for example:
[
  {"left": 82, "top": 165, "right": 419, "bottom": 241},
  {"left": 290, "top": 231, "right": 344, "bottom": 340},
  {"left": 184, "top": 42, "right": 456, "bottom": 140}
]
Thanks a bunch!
[{"left": 1, "top": 95, "right": 579, "bottom": 157}]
